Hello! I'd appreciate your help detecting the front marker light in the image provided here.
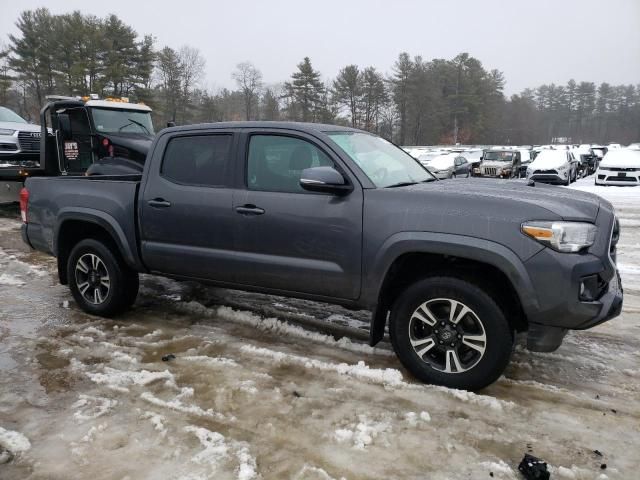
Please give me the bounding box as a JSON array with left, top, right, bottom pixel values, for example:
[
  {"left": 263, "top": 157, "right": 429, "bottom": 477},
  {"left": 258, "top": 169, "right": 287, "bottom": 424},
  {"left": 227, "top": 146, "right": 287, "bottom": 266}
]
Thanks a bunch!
[{"left": 522, "top": 221, "right": 597, "bottom": 253}]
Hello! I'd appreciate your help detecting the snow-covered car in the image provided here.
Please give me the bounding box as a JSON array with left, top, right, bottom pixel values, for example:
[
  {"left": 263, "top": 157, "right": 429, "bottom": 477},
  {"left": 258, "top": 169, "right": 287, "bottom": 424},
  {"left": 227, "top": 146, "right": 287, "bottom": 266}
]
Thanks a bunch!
[
  {"left": 526, "top": 150, "right": 575, "bottom": 185},
  {"left": 595, "top": 149, "right": 640, "bottom": 186},
  {"left": 423, "top": 154, "right": 470, "bottom": 179},
  {"left": 628, "top": 142, "right": 640, "bottom": 150},
  {"left": 0, "top": 106, "right": 41, "bottom": 165}
]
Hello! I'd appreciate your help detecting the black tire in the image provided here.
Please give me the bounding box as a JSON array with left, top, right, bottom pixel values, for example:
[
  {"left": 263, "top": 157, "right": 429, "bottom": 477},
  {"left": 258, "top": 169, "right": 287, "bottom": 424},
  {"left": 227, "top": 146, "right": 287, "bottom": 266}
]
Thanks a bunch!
[
  {"left": 389, "top": 276, "right": 513, "bottom": 391},
  {"left": 67, "top": 238, "right": 135, "bottom": 317},
  {"left": 451, "top": 173, "right": 457, "bottom": 179}
]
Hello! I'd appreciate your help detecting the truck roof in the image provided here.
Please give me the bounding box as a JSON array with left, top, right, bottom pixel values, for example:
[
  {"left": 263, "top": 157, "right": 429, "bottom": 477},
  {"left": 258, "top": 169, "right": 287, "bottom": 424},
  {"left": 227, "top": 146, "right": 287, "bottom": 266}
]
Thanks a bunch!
[
  {"left": 85, "top": 100, "right": 152, "bottom": 112},
  {"left": 166, "top": 121, "right": 360, "bottom": 134}
]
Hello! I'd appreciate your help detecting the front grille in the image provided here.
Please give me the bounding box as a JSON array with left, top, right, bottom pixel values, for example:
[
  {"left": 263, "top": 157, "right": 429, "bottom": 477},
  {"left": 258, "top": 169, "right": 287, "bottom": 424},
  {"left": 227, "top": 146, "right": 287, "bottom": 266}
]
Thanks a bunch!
[
  {"left": 17, "top": 131, "right": 40, "bottom": 152},
  {"left": 482, "top": 167, "right": 498, "bottom": 176},
  {"left": 606, "top": 176, "right": 637, "bottom": 182},
  {"left": 534, "top": 169, "right": 558, "bottom": 174},
  {"left": 608, "top": 167, "right": 639, "bottom": 172}
]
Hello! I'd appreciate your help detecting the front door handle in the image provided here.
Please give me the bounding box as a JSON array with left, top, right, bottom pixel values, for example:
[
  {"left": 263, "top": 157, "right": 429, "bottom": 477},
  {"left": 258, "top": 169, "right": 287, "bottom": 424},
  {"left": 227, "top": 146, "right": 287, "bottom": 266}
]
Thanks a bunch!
[
  {"left": 235, "top": 204, "right": 265, "bottom": 216},
  {"left": 148, "top": 198, "right": 172, "bottom": 208}
]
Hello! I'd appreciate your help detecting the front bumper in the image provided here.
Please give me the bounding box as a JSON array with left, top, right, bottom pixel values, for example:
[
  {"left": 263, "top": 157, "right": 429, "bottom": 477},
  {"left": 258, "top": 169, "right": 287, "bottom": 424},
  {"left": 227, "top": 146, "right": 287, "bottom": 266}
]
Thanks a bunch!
[
  {"left": 524, "top": 209, "right": 622, "bottom": 351},
  {"left": 595, "top": 170, "right": 640, "bottom": 186},
  {"left": 529, "top": 172, "right": 568, "bottom": 184}
]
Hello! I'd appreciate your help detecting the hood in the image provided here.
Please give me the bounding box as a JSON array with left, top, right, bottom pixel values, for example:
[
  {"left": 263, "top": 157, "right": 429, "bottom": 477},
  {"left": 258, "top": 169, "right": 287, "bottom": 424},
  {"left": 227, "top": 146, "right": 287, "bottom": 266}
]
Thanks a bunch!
[
  {"left": 384, "top": 178, "right": 601, "bottom": 222},
  {"left": 600, "top": 151, "right": 640, "bottom": 168},
  {"left": 102, "top": 132, "right": 153, "bottom": 158},
  {"left": 529, "top": 156, "right": 567, "bottom": 170},
  {"left": 481, "top": 160, "right": 511, "bottom": 168},
  {"left": 426, "top": 157, "right": 454, "bottom": 170},
  {"left": 0, "top": 121, "right": 40, "bottom": 132}
]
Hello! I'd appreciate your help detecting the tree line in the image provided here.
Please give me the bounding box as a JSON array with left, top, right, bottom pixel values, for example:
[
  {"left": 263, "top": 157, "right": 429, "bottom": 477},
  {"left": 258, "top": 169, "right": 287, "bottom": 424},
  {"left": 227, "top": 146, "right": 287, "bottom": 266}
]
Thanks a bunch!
[{"left": 1, "top": 8, "right": 638, "bottom": 145}]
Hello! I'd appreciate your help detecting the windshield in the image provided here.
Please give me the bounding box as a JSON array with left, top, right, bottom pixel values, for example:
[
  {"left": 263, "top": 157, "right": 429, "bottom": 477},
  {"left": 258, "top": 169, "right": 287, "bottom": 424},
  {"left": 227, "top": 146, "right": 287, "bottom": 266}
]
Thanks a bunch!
[
  {"left": 328, "top": 132, "right": 434, "bottom": 187},
  {"left": 0, "top": 107, "right": 27, "bottom": 124},
  {"left": 91, "top": 108, "right": 155, "bottom": 134},
  {"left": 484, "top": 151, "right": 514, "bottom": 161}
]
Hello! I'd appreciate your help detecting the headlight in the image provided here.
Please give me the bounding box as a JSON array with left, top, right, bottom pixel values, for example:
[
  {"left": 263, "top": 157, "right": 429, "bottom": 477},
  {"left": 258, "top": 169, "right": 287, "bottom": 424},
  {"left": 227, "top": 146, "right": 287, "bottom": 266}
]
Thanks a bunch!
[
  {"left": 0, "top": 128, "right": 16, "bottom": 135},
  {"left": 522, "top": 221, "right": 597, "bottom": 253}
]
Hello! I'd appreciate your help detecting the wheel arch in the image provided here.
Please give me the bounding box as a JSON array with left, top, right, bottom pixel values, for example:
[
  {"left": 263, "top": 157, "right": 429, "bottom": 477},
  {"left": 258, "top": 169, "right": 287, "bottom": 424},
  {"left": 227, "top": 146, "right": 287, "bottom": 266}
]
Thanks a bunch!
[
  {"left": 367, "top": 233, "right": 538, "bottom": 346},
  {"left": 55, "top": 209, "right": 141, "bottom": 284}
]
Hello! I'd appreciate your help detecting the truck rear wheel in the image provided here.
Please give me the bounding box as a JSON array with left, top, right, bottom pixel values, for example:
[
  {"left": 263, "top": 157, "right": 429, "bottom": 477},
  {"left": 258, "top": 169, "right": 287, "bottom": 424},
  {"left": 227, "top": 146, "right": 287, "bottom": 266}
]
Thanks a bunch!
[
  {"left": 67, "top": 238, "right": 137, "bottom": 317},
  {"left": 389, "top": 276, "right": 513, "bottom": 391}
]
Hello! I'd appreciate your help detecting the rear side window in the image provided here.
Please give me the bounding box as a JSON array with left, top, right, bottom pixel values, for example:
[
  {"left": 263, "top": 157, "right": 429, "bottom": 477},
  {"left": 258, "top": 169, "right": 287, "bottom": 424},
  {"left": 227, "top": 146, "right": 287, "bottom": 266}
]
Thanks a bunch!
[
  {"left": 247, "top": 134, "right": 333, "bottom": 193},
  {"left": 162, "top": 134, "right": 232, "bottom": 186}
]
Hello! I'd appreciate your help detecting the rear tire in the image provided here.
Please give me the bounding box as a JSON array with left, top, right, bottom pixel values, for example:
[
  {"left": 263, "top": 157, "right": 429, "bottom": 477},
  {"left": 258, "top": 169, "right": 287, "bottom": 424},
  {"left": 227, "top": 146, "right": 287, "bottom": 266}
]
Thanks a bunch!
[
  {"left": 389, "top": 277, "right": 513, "bottom": 391},
  {"left": 67, "top": 239, "right": 135, "bottom": 317}
]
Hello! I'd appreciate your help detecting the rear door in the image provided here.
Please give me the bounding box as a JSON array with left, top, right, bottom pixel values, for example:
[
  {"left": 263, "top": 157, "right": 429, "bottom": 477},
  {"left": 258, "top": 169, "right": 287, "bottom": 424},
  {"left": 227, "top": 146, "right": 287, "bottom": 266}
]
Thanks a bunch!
[
  {"left": 139, "top": 130, "right": 238, "bottom": 281},
  {"left": 231, "top": 130, "right": 363, "bottom": 300}
]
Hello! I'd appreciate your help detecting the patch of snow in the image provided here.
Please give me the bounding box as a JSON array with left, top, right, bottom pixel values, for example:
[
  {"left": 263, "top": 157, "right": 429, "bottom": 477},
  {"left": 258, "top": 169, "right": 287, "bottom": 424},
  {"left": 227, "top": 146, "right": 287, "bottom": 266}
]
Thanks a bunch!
[
  {"left": 141, "top": 390, "right": 228, "bottom": 422},
  {"left": 85, "top": 367, "right": 176, "bottom": 393},
  {"left": 478, "top": 460, "right": 516, "bottom": 478},
  {"left": 333, "top": 415, "right": 392, "bottom": 450},
  {"left": 0, "top": 273, "right": 25, "bottom": 286},
  {"left": 140, "top": 411, "right": 168, "bottom": 438},
  {"left": 292, "top": 465, "right": 345, "bottom": 480},
  {"left": 181, "top": 355, "right": 239, "bottom": 367},
  {"left": 72, "top": 394, "right": 118, "bottom": 422},
  {"left": 0, "top": 427, "right": 31, "bottom": 454}
]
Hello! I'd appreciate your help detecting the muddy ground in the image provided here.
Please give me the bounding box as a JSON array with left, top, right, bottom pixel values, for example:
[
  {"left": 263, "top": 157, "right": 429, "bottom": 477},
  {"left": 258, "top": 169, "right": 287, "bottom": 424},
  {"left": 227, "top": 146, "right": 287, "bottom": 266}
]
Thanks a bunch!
[{"left": 0, "top": 176, "right": 638, "bottom": 479}]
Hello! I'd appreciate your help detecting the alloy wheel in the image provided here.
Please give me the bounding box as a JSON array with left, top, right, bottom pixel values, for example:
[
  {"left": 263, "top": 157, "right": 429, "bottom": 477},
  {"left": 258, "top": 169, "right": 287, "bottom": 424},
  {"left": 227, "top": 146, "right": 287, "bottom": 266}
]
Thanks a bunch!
[
  {"left": 75, "top": 253, "right": 111, "bottom": 305},
  {"left": 408, "top": 298, "right": 486, "bottom": 373}
]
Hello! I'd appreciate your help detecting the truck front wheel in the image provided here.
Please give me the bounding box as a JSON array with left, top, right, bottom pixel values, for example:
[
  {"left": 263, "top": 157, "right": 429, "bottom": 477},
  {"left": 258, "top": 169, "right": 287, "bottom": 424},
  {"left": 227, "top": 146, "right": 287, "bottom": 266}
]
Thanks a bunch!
[
  {"left": 67, "top": 238, "right": 137, "bottom": 317},
  {"left": 389, "top": 277, "right": 513, "bottom": 391}
]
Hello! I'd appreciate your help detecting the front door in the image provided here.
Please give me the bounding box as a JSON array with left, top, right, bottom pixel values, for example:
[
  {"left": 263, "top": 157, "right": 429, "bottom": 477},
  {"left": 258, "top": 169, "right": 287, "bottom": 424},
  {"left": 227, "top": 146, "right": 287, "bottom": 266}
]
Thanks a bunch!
[
  {"left": 140, "top": 131, "right": 238, "bottom": 282},
  {"left": 232, "top": 131, "right": 363, "bottom": 300}
]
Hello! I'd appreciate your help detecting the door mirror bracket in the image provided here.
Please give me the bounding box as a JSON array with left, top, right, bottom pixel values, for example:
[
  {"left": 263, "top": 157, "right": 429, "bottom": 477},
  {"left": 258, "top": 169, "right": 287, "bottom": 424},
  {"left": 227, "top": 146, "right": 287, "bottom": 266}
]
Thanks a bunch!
[{"left": 300, "top": 166, "right": 352, "bottom": 195}]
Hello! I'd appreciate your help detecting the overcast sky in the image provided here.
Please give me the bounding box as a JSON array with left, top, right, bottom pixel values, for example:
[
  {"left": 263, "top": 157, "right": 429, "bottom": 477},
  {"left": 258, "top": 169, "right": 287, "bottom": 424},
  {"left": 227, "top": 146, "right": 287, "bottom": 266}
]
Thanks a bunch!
[{"left": 1, "top": 0, "right": 638, "bottom": 95}]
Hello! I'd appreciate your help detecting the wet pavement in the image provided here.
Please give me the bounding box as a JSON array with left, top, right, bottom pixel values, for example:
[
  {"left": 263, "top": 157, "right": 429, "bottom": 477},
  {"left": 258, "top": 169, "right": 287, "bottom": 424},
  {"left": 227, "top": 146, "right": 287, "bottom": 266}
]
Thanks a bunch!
[{"left": 0, "top": 179, "right": 639, "bottom": 479}]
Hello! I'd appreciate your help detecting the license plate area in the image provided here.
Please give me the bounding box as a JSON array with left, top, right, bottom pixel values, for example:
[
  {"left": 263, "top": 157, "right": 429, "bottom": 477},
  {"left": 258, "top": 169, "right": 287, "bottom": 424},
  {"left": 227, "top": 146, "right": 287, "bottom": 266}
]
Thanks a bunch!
[{"left": 618, "top": 172, "right": 626, "bottom": 177}]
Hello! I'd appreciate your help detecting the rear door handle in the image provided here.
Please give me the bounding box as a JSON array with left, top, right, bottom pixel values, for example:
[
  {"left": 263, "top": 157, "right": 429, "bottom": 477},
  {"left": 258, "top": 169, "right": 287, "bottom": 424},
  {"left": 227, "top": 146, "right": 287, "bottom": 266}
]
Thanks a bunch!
[
  {"left": 148, "top": 198, "right": 171, "bottom": 208},
  {"left": 235, "top": 204, "right": 265, "bottom": 216}
]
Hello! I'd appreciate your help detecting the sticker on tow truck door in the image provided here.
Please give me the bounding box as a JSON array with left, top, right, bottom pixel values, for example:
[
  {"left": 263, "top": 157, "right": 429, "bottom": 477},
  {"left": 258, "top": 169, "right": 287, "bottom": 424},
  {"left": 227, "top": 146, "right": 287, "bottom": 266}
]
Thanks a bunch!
[{"left": 64, "top": 141, "right": 79, "bottom": 160}]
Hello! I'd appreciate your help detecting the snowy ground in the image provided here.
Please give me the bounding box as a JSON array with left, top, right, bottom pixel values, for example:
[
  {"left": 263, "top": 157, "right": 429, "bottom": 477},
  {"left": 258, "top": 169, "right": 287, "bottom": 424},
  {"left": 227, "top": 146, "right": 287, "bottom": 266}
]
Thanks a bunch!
[{"left": 0, "top": 176, "right": 639, "bottom": 479}]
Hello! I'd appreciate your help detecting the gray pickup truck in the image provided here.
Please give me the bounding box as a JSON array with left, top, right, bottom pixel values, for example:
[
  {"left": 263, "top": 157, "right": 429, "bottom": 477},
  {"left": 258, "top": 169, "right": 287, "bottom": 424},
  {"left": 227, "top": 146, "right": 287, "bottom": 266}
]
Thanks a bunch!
[{"left": 20, "top": 122, "right": 623, "bottom": 390}]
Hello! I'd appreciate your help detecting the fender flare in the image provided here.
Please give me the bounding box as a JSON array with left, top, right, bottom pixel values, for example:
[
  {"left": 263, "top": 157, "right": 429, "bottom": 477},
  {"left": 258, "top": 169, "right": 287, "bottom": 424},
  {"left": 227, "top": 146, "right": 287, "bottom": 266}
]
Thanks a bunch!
[
  {"left": 367, "top": 232, "right": 540, "bottom": 346},
  {"left": 54, "top": 207, "right": 143, "bottom": 270}
]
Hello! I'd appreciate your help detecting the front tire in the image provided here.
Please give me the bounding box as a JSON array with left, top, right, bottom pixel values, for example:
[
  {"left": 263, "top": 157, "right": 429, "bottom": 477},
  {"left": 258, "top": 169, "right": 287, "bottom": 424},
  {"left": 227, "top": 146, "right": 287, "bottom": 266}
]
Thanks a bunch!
[
  {"left": 389, "top": 277, "right": 513, "bottom": 391},
  {"left": 67, "top": 239, "right": 136, "bottom": 317}
]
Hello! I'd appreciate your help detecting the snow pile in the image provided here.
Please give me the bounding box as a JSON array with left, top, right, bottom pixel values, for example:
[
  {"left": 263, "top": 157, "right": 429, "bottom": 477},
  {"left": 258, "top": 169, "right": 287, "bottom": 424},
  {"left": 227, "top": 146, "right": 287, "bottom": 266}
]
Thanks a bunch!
[
  {"left": 177, "top": 301, "right": 391, "bottom": 356},
  {"left": 85, "top": 367, "right": 176, "bottom": 393},
  {"left": 184, "top": 426, "right": 258, "bottom": 480},
  {"left": 333, "top": 415, "right": 392, "bottom": 450},
  {"left": 0, "top": 426, "right": 31, "bottom": 454},
  {"left": 241, "top": 344, "right": 404, "bottom": 387},
  {"left": 293, "top": 465, "right": 346, "bottom": 480}
]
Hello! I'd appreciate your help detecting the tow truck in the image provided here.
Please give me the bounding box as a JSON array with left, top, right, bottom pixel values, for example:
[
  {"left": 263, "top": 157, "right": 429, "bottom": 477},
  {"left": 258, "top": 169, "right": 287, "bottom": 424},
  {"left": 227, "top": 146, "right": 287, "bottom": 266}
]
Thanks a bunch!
[{"left": 1, "top": 95, "right": 155, "bottom": 203}]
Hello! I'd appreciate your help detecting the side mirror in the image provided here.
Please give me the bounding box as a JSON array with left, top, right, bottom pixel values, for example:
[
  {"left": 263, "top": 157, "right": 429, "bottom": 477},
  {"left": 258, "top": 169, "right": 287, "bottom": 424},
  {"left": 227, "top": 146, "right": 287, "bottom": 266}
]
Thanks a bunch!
[
  {"left": 166, "top": 121, "right": 176, "bottom": 128},
  {"left": 300, "top": 166, "right": 352, "bottom": 195},
  {"left": 57, "top": 113, "right": 73, "bottom": 141}
]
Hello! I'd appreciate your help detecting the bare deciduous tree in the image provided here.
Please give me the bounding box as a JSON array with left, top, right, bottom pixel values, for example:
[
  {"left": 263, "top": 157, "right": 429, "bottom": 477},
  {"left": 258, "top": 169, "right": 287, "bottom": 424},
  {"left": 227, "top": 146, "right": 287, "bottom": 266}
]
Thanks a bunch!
[{"left": 232, "top": 61, "right": 263, "bottom": 120}]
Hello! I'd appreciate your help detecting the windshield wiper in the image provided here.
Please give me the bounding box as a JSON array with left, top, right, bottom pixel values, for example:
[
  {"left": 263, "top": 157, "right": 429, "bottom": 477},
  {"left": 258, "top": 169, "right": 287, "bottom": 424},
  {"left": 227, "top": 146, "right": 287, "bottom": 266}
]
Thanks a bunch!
[
  {"left": 118, "top": 118, "right": 150, "bottom": 134},
  {"left": 384, "top": 181, "right": 419, "bottom": 188}
]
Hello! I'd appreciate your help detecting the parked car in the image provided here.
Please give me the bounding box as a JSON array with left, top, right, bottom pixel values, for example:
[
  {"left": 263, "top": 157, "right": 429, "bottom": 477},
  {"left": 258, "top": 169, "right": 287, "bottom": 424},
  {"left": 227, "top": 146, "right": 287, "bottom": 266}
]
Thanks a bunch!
[
  {"left": 572, "top": 146, "right": 599, "bottom": 176},
  {"left": 423, "top": 153, "right": 470, "bottom": 178},
  {"left": 526, "top": 149, "right": 575, "bottom": 185},
  {"left": 595, "top": 149, "right": 640, "bottom": 186},
  {"left": 0, "top": 106, "right": 41, "bottom": 165},
  {"left": 475, "top": 149, "right": 523, "bottom": 178},
  {"left": 21, "top": 122, "right": 622, "bottom": 391}
]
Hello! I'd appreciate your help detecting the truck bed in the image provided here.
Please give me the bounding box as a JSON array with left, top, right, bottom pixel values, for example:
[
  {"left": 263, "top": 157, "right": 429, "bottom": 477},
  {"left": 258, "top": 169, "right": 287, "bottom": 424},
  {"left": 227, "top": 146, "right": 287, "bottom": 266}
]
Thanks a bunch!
[{"left": 23, "top": 175, "right": 143, "bottom": 267}]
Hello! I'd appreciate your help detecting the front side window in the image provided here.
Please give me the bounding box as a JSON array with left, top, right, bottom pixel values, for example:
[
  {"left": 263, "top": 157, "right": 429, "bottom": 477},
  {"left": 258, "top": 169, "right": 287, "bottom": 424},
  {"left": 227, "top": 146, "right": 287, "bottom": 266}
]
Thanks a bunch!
[
  {"left": 247, "top": 135, "right": 334, "bottom": 193},
  {"left": 328, "top": 131, "right": 433, "bottom": 187},
  {"left": 162, "top": 134, "right": 232, "bottom": 186}
]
